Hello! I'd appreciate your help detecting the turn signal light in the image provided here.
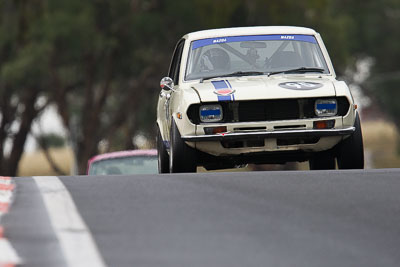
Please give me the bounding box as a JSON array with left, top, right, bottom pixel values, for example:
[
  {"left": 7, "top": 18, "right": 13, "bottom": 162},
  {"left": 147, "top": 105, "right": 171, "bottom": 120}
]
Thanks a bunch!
[
  {"left": 204, "top": 126, "right": 227, "bottom": 135},
  {"left": 313, "top": 120, "right": 335, "bottom": 129}
]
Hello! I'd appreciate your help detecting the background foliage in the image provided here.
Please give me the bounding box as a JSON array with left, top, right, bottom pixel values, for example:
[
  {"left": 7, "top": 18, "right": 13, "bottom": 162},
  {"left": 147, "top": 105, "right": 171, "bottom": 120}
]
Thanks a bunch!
[{"left": 0, "top": 0, "right": 399, "bottom": 175}]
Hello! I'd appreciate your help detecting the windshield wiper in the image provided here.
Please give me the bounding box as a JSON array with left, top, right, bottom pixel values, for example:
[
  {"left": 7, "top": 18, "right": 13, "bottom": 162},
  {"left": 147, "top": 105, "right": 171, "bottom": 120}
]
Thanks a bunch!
[
  {"left": 200, "top": 71, "right": 266, "bottom": 83},
  {"left": 268, "top": 67, "right": 325, "bottom": 77}
]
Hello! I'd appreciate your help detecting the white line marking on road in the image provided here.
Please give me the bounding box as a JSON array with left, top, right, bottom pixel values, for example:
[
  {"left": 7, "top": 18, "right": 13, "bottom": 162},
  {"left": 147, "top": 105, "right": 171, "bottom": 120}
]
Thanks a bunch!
[
  {"left": 33, "top": 176, "right": 107, "bottom": 267},
  {"left": 0, "top": 238, "right": 23, "bottom": 265}
]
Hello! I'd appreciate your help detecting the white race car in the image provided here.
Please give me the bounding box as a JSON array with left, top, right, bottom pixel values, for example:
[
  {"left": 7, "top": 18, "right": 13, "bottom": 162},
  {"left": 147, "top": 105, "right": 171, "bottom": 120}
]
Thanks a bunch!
[{"left": 156, "top": 26, "right": 364, "bottom": 173}]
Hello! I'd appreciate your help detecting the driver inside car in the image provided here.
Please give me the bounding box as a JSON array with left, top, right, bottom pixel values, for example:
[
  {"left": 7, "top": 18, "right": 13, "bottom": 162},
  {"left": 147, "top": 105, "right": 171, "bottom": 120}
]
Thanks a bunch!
[{"left": 200, "top": 48, "right": 231, "bottom": 71}]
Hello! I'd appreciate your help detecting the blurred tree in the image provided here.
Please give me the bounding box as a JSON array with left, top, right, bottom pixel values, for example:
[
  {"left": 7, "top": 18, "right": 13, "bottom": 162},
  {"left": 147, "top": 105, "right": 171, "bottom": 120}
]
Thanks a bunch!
[
  {"left": 0, "top": 0, "right": 50, "bottom": 176},
  {"left": 36, "top": 133, "right": 65, "bottom": 149},
  {"left": 33, "top": 0, "right": 203, "bottom": 173},
  {"left": 34, "top": 132, "right": 66, "bottom": 175},
  {"left": 330, "top": 0, "right": 400, "bottom": 148},
  {"left": 36, "top": 0, "right": 161, "bottom": 173}
]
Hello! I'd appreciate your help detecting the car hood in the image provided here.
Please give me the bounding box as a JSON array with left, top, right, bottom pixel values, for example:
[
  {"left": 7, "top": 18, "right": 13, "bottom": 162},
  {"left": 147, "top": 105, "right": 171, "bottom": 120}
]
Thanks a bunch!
[{"left": 191, "top": 76, "right": 336, "bottom": 102}]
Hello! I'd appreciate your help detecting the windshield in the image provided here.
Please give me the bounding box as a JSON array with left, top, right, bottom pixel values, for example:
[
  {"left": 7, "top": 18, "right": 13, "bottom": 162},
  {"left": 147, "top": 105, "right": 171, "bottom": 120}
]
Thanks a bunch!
[
  {"left": 89, "top": 156, "right": 158, "bottom": 175},
  {"left": 185, "top": 34, "right": 329, "bottom": 81}
]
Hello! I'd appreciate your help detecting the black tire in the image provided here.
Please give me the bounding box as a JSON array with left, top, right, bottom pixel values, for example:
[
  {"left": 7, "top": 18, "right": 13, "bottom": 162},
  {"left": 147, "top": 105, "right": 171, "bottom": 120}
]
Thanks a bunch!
[
  {"left": 157, "top": 126, "right": 169, "bottom": 174},
  {"left": 309, "top": 150, "right": 336, "bottom": 170},
  {"left": 169, "top": 120, "right": 197, "bottom": 173},
  {"left": 337, "top": 112, "right": 364, "bottom": 169}
]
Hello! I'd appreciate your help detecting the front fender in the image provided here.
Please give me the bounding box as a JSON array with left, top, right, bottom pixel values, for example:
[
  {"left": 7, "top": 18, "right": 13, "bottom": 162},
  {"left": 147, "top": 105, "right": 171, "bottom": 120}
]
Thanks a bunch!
[
  {"left": 333, "top": 81, "right": 356, "bottom": 127},
  {"left": 169, "top": 87, "right": 200, "bottom": 137}
]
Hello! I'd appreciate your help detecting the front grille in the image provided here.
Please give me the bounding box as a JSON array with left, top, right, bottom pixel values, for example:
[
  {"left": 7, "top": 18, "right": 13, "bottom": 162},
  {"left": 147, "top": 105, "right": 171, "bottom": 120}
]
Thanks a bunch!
[
  {"left": 187, "top": 97, "right": 350, "bottom": 124},
  {"left": 238, "top": 99, "right": 300, "bottom": 122}
]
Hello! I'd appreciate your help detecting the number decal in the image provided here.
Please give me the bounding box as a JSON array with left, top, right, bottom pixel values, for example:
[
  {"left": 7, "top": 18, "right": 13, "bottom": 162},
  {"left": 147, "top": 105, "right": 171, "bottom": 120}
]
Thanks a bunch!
[{"left": 279, "top": 82, "right": 323, "bottom": 90}]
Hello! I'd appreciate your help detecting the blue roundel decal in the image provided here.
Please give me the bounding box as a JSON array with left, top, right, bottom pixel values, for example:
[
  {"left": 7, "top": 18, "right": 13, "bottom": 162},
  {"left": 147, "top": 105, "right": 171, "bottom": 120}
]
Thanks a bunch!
[{"left": 279, "top": 82, "right": 323, "bottom": 90}]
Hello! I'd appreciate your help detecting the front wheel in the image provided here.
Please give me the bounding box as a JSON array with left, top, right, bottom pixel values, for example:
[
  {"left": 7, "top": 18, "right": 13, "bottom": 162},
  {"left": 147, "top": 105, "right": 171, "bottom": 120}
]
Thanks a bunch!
[
  {"left": 337, "top": 112, "right": 364, "bottom": 169},
  {"left": 169, "top": 120, "right": 197, "bottom": 173}
]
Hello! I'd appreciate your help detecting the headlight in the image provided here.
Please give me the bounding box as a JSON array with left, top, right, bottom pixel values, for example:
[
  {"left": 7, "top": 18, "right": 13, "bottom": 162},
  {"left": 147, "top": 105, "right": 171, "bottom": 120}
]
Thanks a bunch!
[
  {"left": 199, "top": 104, "right": 223, "bottom": 122},
  {"left": 315, "top": 99, "right": 337, "bottom": 117}
]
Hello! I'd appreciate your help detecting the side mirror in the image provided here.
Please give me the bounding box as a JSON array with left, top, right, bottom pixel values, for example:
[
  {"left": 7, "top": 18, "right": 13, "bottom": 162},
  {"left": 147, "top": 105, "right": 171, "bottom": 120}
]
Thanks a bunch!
[{"left": 160, "top": 77, "right": 174, "bottom": 91}]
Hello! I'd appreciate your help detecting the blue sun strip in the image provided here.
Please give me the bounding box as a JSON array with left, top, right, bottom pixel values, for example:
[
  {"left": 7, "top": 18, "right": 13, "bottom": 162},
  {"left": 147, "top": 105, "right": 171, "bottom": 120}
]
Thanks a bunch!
[{"left": 192, "top": 34, "right": 317, "bottom": 50}]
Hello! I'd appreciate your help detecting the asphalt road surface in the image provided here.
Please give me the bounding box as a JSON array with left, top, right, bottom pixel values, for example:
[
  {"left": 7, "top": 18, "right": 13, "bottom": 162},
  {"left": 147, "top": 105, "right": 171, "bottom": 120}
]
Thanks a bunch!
[{"left": 3, "top": 169, "right": 400, "bottom": 267}]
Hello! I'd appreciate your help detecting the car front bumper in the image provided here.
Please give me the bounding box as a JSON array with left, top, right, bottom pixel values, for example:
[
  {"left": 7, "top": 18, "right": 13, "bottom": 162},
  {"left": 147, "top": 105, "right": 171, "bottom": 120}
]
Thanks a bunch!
[{"left": 181, "top": 127, "right": 355, "bottom": 142}]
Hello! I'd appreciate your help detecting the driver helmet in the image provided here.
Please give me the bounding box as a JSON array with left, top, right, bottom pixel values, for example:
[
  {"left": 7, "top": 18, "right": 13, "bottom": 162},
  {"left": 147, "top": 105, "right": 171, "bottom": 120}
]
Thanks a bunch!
[{"left": 202, "top": 48, "right": 230, "bottom": 70}]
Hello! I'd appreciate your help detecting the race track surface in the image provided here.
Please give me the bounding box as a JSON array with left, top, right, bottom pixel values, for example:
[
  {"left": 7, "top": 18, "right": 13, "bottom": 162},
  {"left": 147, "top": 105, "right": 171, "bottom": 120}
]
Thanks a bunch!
[{"left": 3, "top": 169, "right": 400, "bottom": 267}]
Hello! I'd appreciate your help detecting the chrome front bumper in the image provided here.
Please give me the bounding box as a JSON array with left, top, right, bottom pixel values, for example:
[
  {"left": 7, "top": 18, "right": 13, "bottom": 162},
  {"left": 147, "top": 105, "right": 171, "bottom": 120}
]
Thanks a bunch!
[{"left": 181, "top": 127, "right": 355, "bottom": 142}]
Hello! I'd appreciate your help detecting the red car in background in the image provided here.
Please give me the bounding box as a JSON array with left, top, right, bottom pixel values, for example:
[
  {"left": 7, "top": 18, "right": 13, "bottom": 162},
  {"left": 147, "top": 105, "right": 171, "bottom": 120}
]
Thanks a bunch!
[{"left": 87, "top": 149, "right": 158, "bottom": 175}]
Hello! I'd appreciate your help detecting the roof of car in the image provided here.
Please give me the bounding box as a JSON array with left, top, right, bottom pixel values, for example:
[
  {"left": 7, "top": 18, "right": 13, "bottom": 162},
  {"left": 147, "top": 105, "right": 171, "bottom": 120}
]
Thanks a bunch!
[
  {"left": 88, "top": 149, "right": 157, "bottom": 164},
  {"left": 184, "top": 26, "right": 317, "bottom": 41}
]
